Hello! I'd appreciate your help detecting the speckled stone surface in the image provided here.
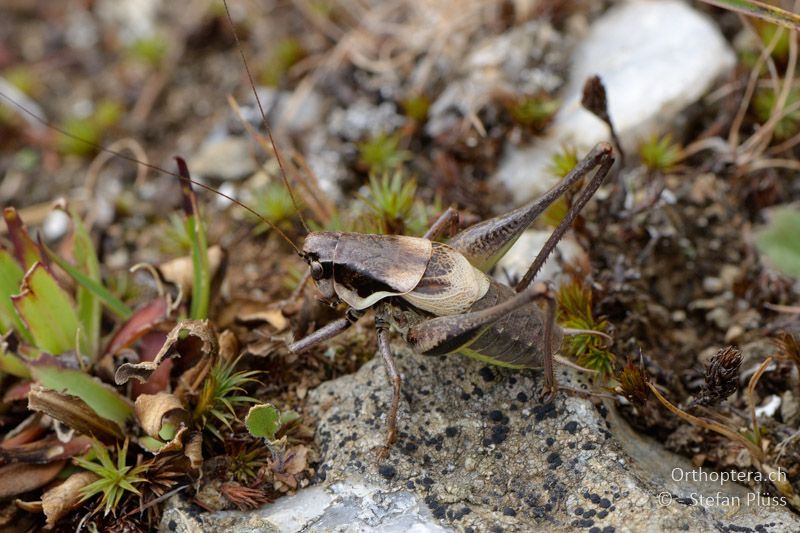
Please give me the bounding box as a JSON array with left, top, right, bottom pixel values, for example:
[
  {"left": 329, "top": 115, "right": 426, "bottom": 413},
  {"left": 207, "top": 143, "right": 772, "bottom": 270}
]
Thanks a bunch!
[{"left": 160, "top": 344, "right": 800, "bottom": 532}]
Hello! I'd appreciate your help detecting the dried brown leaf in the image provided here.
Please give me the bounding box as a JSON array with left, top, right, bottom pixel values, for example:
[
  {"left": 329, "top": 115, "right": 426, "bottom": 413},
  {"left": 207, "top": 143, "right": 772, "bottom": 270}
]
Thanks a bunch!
[
  {"left": 27, "top": 386, "right": 123, "bottom": 442},
  {"left": 184, "top": 432, "right": 203, "bottom": 471},
  {"left": 42, "top": 471, "right": 99, "bottom": 528},
  {"left": 0, "top": 461, "right": 65, "bottom": 499},
  {"left": 104, "top": 298, "right": 169, "bottom": 357},
  {"left": 115, "top": 320, "right": 217, "bottom": 386},
  {"left": 134, "top": 392, "right": 187, "bottom": 438},
  {"left": 158, "top": 245, "right": 223, "bottom": 296},
  {"left": 0, "top": 435, "right": 92, "bottom": 464}
]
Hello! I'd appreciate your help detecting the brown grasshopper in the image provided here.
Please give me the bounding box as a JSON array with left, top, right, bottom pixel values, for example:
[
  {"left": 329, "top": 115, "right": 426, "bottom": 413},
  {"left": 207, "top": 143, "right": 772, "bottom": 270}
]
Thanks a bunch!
[
  {"left": 0, "top": 0, "right": 615, "bottom": 461},
  {"left": 285, "top": 143, "right": 614, "bottom": 458}
]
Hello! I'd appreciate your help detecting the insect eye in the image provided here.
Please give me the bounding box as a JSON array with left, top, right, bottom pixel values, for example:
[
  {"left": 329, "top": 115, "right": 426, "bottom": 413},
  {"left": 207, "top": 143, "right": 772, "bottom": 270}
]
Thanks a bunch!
[{"left": 310, "top": 261, "right": 324, "bottom": 280}]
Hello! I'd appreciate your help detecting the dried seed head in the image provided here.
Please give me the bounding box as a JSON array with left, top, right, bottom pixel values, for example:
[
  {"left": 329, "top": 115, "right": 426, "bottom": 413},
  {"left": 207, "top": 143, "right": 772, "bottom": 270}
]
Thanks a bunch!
[
  {"left": 774, "top": 331, "right": 800, "bottom": 365},
  {"left": 617, "top": 358, "right": 650, "bottom": 405},
  {"left": 581, "top": 75, "right": 610, "bottom": 124},
  {"left": 695, "top": 346, "right": 742, "bottom": 407}
]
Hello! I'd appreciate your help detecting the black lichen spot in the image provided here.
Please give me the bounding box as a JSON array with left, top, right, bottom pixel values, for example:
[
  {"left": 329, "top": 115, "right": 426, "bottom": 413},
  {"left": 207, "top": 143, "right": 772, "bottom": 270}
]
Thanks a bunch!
[
  {"left": 168, "top": 520, "right": 177, "bottom": 532},
  {"left": 599, "top": 497, "right": 611, "bottom": 509},
  {"left": 378, "top": 464, "right": 397, "bottom": 479},
  {"left": 589, "top": 493, "right": 601, "bottom": 504},
  {"left": 564, "top": 421, "right": 580, "bottom": 434},
  {"left": 422, "top": 476, "right": 435, "bottom": 488},
  {"left": 583, "top": 509, "right": 596, "bottom": 518},
  {"left": 578, "top": 518, "right": 594, "bottom": 528},
  {"left": 445, "top": 426, "right": 458, "bottom": 438},
  {"left": 516, "top": 391, "right": 529, "bottom": 402},
  {"left": 406, "top": 480, "right": 415, "bottom": 490},
  {"left": 502, "top": 507, "right": 517, "bottom": 517},
  {"left": 489, "top": 410, "right": 504, "bottom": 422},
  {"left": 491, "top": 425, "right": 509, "bottom": 445},
  {"left": 546, "top": 452, "right": 562, "bottom": 468},
  {"left": 533, "top": 402, "right": 557, "bottom": 422},
  {"left": 545, "top": 437, "right": 555, "bottom": 446},
  {"left": 597, "top": 510, "right": 608, "bottom": 519},
  {"left": 575, "top": 507, "right": 584, "bottom": 516},
  {"left": 582, "top": 442, "right": 597, "bottom": 451},
  {"left": 602, "top": 528, "right": 615, "bottom": 533},
  {"left": 479, "top": 366, "right": 495, "bottom": 381}
]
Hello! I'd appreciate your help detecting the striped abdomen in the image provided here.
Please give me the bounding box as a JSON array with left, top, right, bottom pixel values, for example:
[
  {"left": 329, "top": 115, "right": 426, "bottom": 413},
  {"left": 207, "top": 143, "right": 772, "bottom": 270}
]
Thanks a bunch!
[{"left": 455, "top": 281, "right": 562, "bottom": 368}]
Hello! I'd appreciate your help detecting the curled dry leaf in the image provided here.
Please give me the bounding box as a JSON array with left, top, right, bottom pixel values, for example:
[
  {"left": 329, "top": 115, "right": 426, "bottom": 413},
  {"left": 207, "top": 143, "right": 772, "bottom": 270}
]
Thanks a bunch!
[
  {"left": 233, "top": 302, "right": 288, "bottom": 332},
  {"left": 0, "top": 435, "right": 92, "bottom": 464},
  {"left": 218, "top": 329, "right": 239, "bottom": 363},
  {"left": 271, "top": 445, "right": 309, "bottom": 490},
  {"left": 134, "top": 392, "right": 187, "bottom": 438},
  {"left": 184, "top": 431, "right": 203, "bottom": 471},
  {"left": 41, "top": 471, "right": 100, "bottom": 528},
  {"left": 0, "top": 460, "right": 65, "bottom": 499},
  {"left": 115, "top": 319, "right": 218, "bottom": 385},
  {"left": 158, "top": 245, "right": 224, "bottom": 296},
  {"left": 104, "top": 298, "right": 169, "bottom": 358},
  {"left": 27, "top": 386, "right": 124, "bottom": 442}
]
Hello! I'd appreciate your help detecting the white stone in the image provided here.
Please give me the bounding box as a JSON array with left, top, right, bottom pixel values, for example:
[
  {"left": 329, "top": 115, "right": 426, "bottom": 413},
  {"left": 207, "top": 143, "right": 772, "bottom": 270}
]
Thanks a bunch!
[
  {"left": 496, "top": 0, "right": 736, "bottom": 202},
  {"left": 42, "top": 210, "right": 71, "bottom": 241}
]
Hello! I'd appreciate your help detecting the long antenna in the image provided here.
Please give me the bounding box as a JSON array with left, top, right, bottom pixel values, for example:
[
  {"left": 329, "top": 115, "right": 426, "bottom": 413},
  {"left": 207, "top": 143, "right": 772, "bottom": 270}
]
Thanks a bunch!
[
  {"left": 0, "top": 91, "right": 303, "bottom": 255},
  {"left": 221, "top": 0, "right": 311, "bottom": 234}
]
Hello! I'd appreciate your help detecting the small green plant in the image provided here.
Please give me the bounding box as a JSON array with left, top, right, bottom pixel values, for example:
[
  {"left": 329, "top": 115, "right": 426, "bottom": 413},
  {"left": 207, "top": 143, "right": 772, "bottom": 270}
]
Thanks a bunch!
[
  {"left": 57, "top": 99, "right": 124, "bottom": 157},
  {"left": 756, "top": 206, "right": 800, "bottom": 278},
  {"left": 127, "top": 35, "right": 168, "bottom": 68},
  {"left": 74, "top": 440, "right": 148, "bottom": 517},
  {"left": 541, "top": 146, "right": 580, "bottom": 227},
  {"left": 400, "top": 94, "right": 431, "bottom": 123},
  {"left": 357, "top": 132, "right": 411, "bottom": 176},
  {"left": 502, "top": 94, "right": 560, "bottom": 130},
  {"left": 227, "top": 441, "right": 269, "bottom": 483},
  {"left": 358, "top": 171, "right": 417, "bottom": 235},
  {"left": 753, "top": 86, "right": 800, "bottom": 141},
  {"left": 193, "top": 357, "right": 260, "bottom": 440},
  {"left": 557, "top": 279, "right": 615, "bottom": 377},
  {"left": 251, "top": 181, "right": 298, "bottom": 235},
  {"left": 639, "top": 133, "right": 684, "bottom": 173},
  {"left": 260, "top": 37, "right": 305, "bottom": 87},
  {"left": 3, "top": 66, "right": 43, "bottom": 98}
]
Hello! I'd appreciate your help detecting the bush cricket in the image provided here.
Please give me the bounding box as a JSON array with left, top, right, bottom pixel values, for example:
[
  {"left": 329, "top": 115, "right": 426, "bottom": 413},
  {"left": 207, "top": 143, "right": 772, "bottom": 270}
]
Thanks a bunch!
[{"left": 0, "top": 0, "right": 616, "bottom": 461}]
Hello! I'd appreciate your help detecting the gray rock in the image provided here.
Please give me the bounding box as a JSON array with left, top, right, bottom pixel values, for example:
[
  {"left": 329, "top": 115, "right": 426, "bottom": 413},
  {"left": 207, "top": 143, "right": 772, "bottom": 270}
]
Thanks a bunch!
[
  {"left": 426, "top": 20, "right": 570, "bottom": 138},
  {"left": 242, "top": 88, "right": 325, "bottom": 134},
  {"left": 496, "top": 0, "right": 736, "bottom": 202},
  {"left": 161, "top": 343, "right": 800, "bottom": 531},
  {"left": 328, "top": 99, "right": 405, "bottom": 142},
  {"left": 190, "top": 137, "right": 256, "bottom": 181},
  {"left": 161, "top": 480, "right": 448, "bottom": 533}
]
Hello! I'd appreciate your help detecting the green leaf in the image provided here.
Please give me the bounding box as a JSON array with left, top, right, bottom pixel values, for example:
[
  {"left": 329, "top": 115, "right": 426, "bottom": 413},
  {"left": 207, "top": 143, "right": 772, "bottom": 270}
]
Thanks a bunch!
[
  {"left": 12, "top": 264, "right": 81, "bottom": 354},
  {"left": 245, "top": 404, "right": 281, "bottom": 440},
  {"left": 176, "top": 158, "right": 210, "bottom": 320},
  {"left": 0, "top": 249, "right": 34, "bottom": 342},
  {"left": 0, "top": 350, "right": 30, "bottom": 378},
  {"left": 43, "top": 243, "right": 132, "bottom": 321},
  {"left": 697, "top": 0, "right": 800, "bottom": 31},
  {"left": 69, "top": 209, "right": 102, "bottom": 358},
  {"left": 32, "top": 366, "right": 133, "bottom": 428},
  {"left": 756, "top": 207, "right": 800, "bottom": 278}
]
